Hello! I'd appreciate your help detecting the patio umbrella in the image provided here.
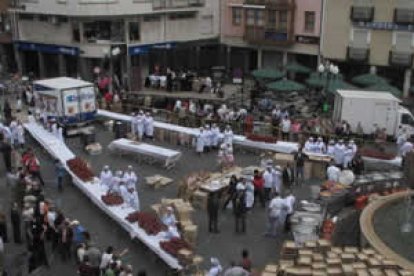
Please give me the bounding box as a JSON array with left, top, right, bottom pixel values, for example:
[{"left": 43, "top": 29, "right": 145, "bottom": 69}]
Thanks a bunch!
[
  {"left": 366, "top": 83, "right": 402, "bottom": 98},
  {"left": 251, "top": 69, "right": 285, "bottom": 80},
  {"left": 266, "top": 79, "right": 307, "bottom": 92},
  {"left": 285, "top": 62, "right": 312, "bottom": 74},
  {"left": 326, "top": 79, "right": 356, "bottom": 94},
  {"left": 351, "top": 73, "right": 389, "bottom": 87}
]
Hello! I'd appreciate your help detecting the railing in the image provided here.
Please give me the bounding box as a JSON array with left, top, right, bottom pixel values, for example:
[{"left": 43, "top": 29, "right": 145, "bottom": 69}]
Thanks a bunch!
[
  {"left": 350, "top": 6, "right": 374, "bottom": 22},
  {"left": 389, "top": 50, "right": 413, "bottom": 67},
  {"left": 152, "top": 0, "right": 204, "bottom": 10},
  {"left": 244, "top": 0, "right": 293, "bottom": 8},
  {"left": 245, "top": 26, "right": 293, "bottom": 45},
  {"left": 394, "top": 8, "right": 414, "bottom": 25},
  {"left": 347, "top": 46, "right": 370, "bottom": 63}
]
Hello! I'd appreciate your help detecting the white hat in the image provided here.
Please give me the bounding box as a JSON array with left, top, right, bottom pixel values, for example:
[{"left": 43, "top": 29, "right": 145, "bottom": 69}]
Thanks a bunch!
[
  {"left": 128, "top": 165, "right": 133, "bottom": 170},
  {"left": 211, "top": 257, "right": 220, "bottom": 266},
  {"left": 116, "top": 170, "right": 123, "bottom": 176},
  {"left": 167, "top": 206, "right": 173, "bottom": 212},
  {"left": 71, "top": 220, "right": 80, "bottom": 226},
  {"left": 309, "top": 137, "right": 314, "bottom": 141},
  {"left": 104, "top": 165, "right": 109, "bottom": 170},
  {"left": 339, "top": 139, "right": 344, "bottom": 143},
  {"left": 317, "top": 137, "right": 323, "bottom": 141},
  {"left": 329, "top": 140, "right": 335, "bottom": 144},
  {"left": 349, "top": 139, "right": 355, "bottom": 143},
  {"left": 275, "top": 165, "right": 282, "bottom": 171}
]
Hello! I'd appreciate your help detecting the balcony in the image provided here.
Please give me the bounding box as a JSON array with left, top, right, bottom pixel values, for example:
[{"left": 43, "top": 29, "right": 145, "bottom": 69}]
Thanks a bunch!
[
  {"left": 347, "top": 46, "right": 369, "bottom": 63},
  {"left": 152, "top": 0, "right": 205, "bottom": 10},
  {"left": 245, "top": 26, "right": 294, "bottom": 45},
  {"left": 394, "top": 9, "right": 414, "bottom": 25},
  {"left": 350, "top": 6, "right": 374, "bottom": 22},
  {"left": 389, "top": 50, "right": 413, "bottom": 67},
  {"left": 244, "top": 0, "right": 294, "bottom": 9}
]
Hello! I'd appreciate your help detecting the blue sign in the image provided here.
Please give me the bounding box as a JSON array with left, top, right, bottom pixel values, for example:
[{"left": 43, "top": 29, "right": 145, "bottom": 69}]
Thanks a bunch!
[
  {"left": 15, "top": 41, "right": 80, "bottom": 56},
  {"left": 128, "top": 42, "right": 176, "bottom": 56},
  {"left": 354, "top": 22, "right": 414, "bottom": 32}
]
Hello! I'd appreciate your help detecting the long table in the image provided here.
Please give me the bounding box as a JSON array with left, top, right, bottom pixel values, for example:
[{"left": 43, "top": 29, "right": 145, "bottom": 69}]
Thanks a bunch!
[
  {"left": 108, "top": 138, "right": 182, "bottom": 169},
  {"left": 98, "top": 109, "right": 299, "bottom": 154},
  {"left": 24, "top": 121, "right": 182, "bottom": 270}
]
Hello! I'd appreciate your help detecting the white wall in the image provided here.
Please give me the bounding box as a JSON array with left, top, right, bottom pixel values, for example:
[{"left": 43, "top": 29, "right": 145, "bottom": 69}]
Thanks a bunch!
[{"left": 19, "top": 20, "right": 72, "bottom": 44}]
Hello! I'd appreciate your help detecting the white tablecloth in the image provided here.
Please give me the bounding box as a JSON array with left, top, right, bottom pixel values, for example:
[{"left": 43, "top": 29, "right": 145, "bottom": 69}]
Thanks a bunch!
[
  {"left": 24, "top": 122, "right": 182, "bottom": 270},
  {"left": 149, "top": 75, "right": 167, "bottom": 87},
  {"left": 98, "top": 110, "right": 299, "bottom": 154},
  {"left": 108, "top": 138, "right": 182, "bottom": 168}
]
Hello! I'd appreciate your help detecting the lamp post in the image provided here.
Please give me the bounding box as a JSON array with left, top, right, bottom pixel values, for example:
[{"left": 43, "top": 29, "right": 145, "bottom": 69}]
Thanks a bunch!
[{"left": 318, "top": 61, "right": 339, "bottom": 94}]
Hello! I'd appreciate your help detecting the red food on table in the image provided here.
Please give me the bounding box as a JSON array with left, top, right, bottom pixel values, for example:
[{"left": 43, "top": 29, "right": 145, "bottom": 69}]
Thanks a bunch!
[
  {"left": 67, "top": 157, "right": 95, "bottom": 182},
  {"left": 160, "top": 238, "right": 191, "bottom": 258},
  {"left": 126, "top": 211, "right": 166, "bottom": 235},
  {"left": 101, "top": 194, "right": 124, "bottom": 206},
  {"left": 359, "top": 148, "right": 396, "bottom": 160},
  {"left": 246, "top": 134, "right": 277, "bottom": 143}
]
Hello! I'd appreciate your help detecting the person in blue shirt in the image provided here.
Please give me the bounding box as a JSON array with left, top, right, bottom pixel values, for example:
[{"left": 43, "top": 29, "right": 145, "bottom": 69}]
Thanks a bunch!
[{"left": 54, "top": 159, "right": 66, "bottom": 192}]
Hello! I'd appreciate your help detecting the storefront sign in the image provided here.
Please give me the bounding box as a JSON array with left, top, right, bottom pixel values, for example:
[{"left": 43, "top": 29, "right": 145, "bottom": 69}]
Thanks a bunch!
[
  {"left": 15, "top": 41, "right": 79, "bottom": 56},
  {"left": 354, "top": 22, "right": 414, "bottom": 31},
  {"left": 296, "top": 36, "right": 320, "bottom": 45},
  {"left": 128, "top": 42, "right": 176, "bottom": 56}
]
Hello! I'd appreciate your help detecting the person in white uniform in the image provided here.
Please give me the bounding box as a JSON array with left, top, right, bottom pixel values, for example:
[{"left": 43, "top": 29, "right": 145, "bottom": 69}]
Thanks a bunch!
[
  {"left": 51, "top": 121, "right": 58, "bottom": 138},
  {"left": 16, "top": 120, "right": 25, "bottom": 148},
  {"left": 110, "top": 170, "right": 123, "bottom": 195},
  {"left": 327, "top": 140, "right": 335, "bottom": 157},
  {"left": 263, "top": 166, "right": 274, "bottom": 201},
  {"left": 127, "top": 188, "right": 140, "bottom": 211},
  {"left": 207, "top": 258, "right": 223, "bottom": 276},
  {"left": 327, "top": 163, "right": 341, "bottom": 182},
  {"left": 343, "top": 144, "right": 354, "bottom": 169},
  {"left": 161, "top": 207, "right": 177, "bottom": 227},
  {"left": 316, "top": 137, "right": 326, "bottom": 153},
  {"left": 397, "top": 131, "right": 407, "bottom": 156},
  {"left": 119, "top": 182, "right": 130, "bottom": 208},
  {"left": 196, "top": 127, "right": 205, "bottom": 154},
  {"left": 211, "top": 124, "right": 220, "bottom": 149},
  {"left": 203, "top": 125, "right": 212, "bottom": 152},
  {"left": 400, "top": 140, "right": 413, "bottom": 157},
  {"left": 244, "top": 177, "right": 255, "bottom": 209},
  {"left": 10, "top": 120, "right": 18, "bottom": 146},
  {"left": 223, "top": 125, "right": 234, "bottom": 145},
  {"left": 135, "top": 111, "right": 145, "bottom": 141},
  {"left": 130, "top": 113, "right": 136, "bottom": 136},
  {"left": 144, "top": 112, "right": 154, "bottom": 140},
  {"left": 100, "top": 165, "right": 113, "bottom": 191},
  {"left": 272, "top": 166, "right": 282, "bottom": 195},
  {"left": 266, "top": 193, "right": 288, "bottom": 237},
  {"left": 224, "top": 143, "right": 234, "bottom": 167},
  {"left": 304, "top": 137, "right": 315, "bottom": 152},
  {"left": 2, "top": 125, "right": 12, "bottom": 145},
  {"left": 284, "top": 190, "right": 296, "bottom": 232},
  {"left": 57, "top": 126, "right": 64, "bottom": 142},
  {"left": 334, "top": 140, "right": 346, "bottom": 167},
  {"left": 349, "top": 140, "right": 357, "bottom": 158},
  {"left": 123, "top": 165, "right": 137, "bottom": 190}
]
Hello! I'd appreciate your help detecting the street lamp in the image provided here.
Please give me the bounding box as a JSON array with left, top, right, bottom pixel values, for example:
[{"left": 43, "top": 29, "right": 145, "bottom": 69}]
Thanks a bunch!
[{"left": 318, "top": 61, "right": 339, "bottom": 94}]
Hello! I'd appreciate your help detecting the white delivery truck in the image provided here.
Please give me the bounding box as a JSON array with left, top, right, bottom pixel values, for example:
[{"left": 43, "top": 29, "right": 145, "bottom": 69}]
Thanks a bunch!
[
  {"left": 33, "top": 77, "right": 96, "bottom": 136},
  {"left": 333, "top": 89, "right": 414, "bottom": 138}
]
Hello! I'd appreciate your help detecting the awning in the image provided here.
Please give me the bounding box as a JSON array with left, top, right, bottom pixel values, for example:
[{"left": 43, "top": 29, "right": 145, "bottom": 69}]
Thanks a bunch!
[
  {"left": 128, "top": 42, "right": 176, "bottom": 56},
  {"left": 15, "top": 41, "right": 79, "bottom": 56},
  {"left": 251, "top": 69, "right": 285, "bottom": 80},
  {"left": 266, "top": 79, "right": 307, "bottom": 92},
  {"left": 351, "top": 73, "right": 389, "bottom": 87}
]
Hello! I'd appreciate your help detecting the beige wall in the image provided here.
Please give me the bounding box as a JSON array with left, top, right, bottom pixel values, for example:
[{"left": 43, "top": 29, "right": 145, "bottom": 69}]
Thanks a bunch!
[{"left": 322, "top": 0, "right": 414, "bottom": 67}]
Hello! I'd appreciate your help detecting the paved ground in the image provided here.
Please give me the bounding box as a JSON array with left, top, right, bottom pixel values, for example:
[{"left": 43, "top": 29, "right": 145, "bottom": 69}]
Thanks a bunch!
[{"left": 1, "top": 120, "right": 319, "bottom": 275}]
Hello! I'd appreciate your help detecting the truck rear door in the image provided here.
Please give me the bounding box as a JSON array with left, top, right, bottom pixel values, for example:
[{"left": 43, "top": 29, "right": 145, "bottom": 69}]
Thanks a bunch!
[
  {"left": 79, "top": 86, "right": 96, "bottom": 121},
  {"left": 62, "top": 89, "right": 81, "bottom": 124}
]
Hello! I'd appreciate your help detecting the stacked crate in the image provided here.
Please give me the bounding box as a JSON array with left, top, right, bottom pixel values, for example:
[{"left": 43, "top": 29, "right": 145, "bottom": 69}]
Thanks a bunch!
[{"left": 261, "top": 240, "right": 412, "bottom": 276}]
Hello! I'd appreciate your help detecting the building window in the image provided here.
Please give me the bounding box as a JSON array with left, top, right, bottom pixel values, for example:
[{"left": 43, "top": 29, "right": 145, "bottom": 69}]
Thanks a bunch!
[
  {"left": 168, "top": 12, "right": 196, "bottom": 20},
  {"left": 246, "top": 9, "right": 264, "bottom": 27},
  {"left": 72, "top": 23, "right": 80, "bottom": 42},
  {"left": 19, "top": 14, "right": 35, "bottom": 21},
  {"left": 304, "top": 11, "right": 315, "bottom": 33},
  {"left": 351, "top": 28, "right": 370, "bottom": 47},
  {"left": 83, "top": 21, "right": 124, "bottom": 42},
  {"left": 129, "top": 22, "right": 140, "bottom": 41},
  {"left": 267, "top": 10, "right": 276, "bottom": 28},
  {"left": 393, "top": 32, "right": 413, "bottom": 51},
  {"left": 278, "top": 11, "right": 288, "bottom": 31},
  {"left": 38, "top": 14, "right": 49, "bottom": 22},
  {"left": 232, "top": 7, "right": 242, "bottom": 26}
]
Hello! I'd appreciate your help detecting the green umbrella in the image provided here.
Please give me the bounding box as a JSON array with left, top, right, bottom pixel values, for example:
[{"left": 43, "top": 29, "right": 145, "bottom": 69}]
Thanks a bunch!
[
  {"left": 305, "top": 76, "right": 326, "bottom": 88},
  {"left": 251, "top": 69, "right": 285, "bottom": 80},
  {"left": 366, "top": 83, "right": 402, "bottom": 97},
  {"left": 326, "top": 79, "right": 356, "bottom": 94},
  {"left": 351, "top": 73, "right": 389, "bottom": 87},
  {"left": 285, "top": 62, "right": 312, "bottom": 74},
  {"left": 266, "top": 79, "right": 307, "bottom": 92}
]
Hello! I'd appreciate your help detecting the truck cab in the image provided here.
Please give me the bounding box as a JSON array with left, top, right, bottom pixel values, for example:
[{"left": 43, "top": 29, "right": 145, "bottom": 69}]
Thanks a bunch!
[{"left": 398, "top": 106, "right": 414, "bottom": 137}]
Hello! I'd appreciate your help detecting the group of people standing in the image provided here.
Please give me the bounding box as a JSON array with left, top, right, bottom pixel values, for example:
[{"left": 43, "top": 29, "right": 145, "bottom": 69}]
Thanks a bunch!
[
  {"left": 130, "top": 111, "right": 154, "bottom": 141},
  {"left": 100, "top": 165, "right": 140, "bottom": 211}
]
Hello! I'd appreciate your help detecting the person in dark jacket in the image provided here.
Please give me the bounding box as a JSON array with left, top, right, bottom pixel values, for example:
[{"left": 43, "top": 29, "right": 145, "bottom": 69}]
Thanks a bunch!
[
  {"left": 3, "top": 100, "right": 12, "bottom": 121},
  {"left": 0, "top": 133, "right": 12, "bottom": 173},
  {"left": 223, "top": 175, "right": 238, "bottom": 210},
  {"left": 58, "top": 220, "right": 73, "bottom": 261},
  {"left": 0, "top": 213, "right": 7, "bottom": 243},
  {"left": 351, "top": 153, "right": 365, "bottom": 175},
  {"left": 10, "top": 202, "right": 22, "bottom": 243},
  {"left": 207, "top": 192, "right": 220, "bottom": 233},
  {"left": 233, "top": 187, "right": 247, "bottom": 234},
  {"left": 282, "top": 163, "right": 294, "bottom": 188},
  {"left": 295, "top": 147, "right": 306, "bottom": 186}
]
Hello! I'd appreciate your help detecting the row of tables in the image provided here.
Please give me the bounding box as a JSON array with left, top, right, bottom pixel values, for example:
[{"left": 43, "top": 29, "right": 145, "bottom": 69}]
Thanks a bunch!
[{"left": 24, "top": 120, "right": 183, "bottom": 270}]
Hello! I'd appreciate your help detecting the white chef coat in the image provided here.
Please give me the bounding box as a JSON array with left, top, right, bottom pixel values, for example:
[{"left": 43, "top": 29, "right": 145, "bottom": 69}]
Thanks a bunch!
[
  {"left": 284, "top": 194, "right": 296, "bottom": 215},
  {"left": 327, "top": 165, "right": 341, "bottom": 182},
  {"left": 17, "top": 124, "right": 25, "bottom": 145},
  {"left": 211, "top": 127, "right": 220, "bottom": 147},
  {"left": 203, "top": 129, "right": 212, "bottom": 147},
  {"left": 119, "top": 185, "right": 129, "bottom": 204},
  {"left": 343, "top": 148, "right": 354, "bottom": 168},
  {"left": 100, "top": 170, "right": 113, "bottom": 190},
  {"left": 245, "top": 182, "right": 255, "bottom": 208},
  {"left": 223, "top": 130, "right": 233, "bottom": 145},
  {"left": 144, "top": 116, "right": 154, "bottom": 137},
  {"left": 263, "top": 170, "right": 273, "bottom": 189},
  {"left": 400, "top": 141, "right": 413, "bottom": 157},
  {"left": 123, "top": 171, "right": 137, "bottom": 190},
  {"left": 327, "top": 145, "right": 335, "bottom": 157},
  {"left": 271, "top": 170, "right": 282, "bottom": 193},
  {"left": 135, "top": 115, "right": 144, "bottom": 138},
  {"left": 333, "top": 144, "right": 345, "bottom": 165},
  {"left": 196, "top": 132, "right": 204, "bottom": 153},
  {"left": 128, "top": 190, "right": 140, "bottom": 211}
]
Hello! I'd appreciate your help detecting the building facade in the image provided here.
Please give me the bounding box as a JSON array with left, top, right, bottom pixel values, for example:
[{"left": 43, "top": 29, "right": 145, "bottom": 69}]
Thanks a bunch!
[
  {"left": 0, "top": 0, "right": 13, "bottom": 75},
  {"left": 321, "top": 0, "right": 414, "bottom": 97},
  {"left": 9, "top": 0, "right": 220, "bottom": 89},
  {"left": 220, "top": 0, "right": 322, "bottom": 73}
]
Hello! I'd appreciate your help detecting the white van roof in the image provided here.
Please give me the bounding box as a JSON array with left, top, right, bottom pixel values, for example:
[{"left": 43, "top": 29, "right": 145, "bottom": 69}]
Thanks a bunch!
[
  {"left": 34, "top": 77, "right": 93, "bottom": 90},
  {"left": 336, "top": 89, "right": 401, "bottom": 102}
]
